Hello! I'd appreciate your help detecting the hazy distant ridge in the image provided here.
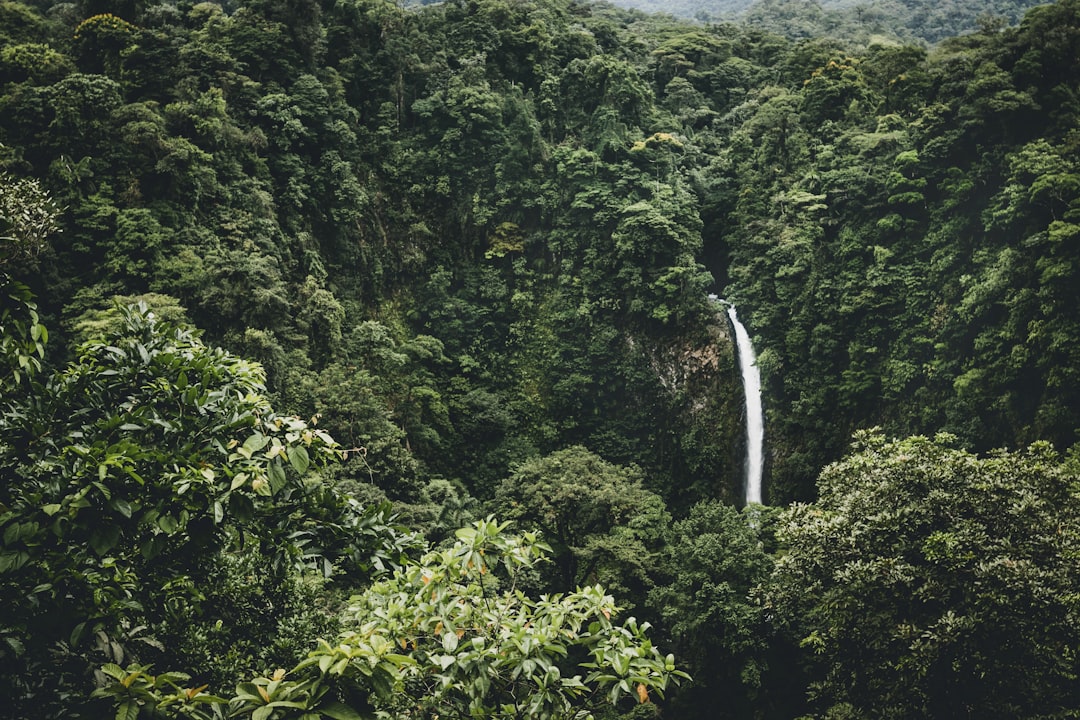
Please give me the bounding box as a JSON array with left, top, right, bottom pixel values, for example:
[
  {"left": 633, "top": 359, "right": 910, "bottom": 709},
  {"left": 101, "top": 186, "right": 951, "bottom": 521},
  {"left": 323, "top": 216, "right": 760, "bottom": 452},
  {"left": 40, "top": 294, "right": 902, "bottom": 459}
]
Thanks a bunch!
[{"left": 602, "top": 0, "right": 1051, "bottom": 43}]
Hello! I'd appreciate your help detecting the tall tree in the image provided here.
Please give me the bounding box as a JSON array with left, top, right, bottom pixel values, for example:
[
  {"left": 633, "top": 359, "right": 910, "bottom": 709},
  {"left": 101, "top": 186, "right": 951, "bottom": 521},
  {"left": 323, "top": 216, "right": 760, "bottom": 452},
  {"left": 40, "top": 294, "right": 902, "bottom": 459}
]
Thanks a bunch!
[
  {"left": 767, "top": 431, "right": 1080, "bottom": 718},
  {"left": 493, "top": 446, "right": 669, "bottom": 610}
]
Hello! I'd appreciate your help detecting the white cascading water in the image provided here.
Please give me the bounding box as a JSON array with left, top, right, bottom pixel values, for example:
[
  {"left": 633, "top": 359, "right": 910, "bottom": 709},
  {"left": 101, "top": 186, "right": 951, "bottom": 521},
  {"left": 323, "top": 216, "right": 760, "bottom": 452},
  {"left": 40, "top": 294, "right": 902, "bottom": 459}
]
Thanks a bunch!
[{"left": 722, "top": 302, "right": 765, "bottom": 505}]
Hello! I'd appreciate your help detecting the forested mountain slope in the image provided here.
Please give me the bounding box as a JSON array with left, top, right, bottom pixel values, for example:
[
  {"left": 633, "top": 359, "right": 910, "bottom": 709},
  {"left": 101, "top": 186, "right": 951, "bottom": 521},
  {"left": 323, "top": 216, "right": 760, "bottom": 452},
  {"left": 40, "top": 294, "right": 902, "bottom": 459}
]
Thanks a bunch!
[
  {"left": 3, "top": 0, "right": 1079, "bottom": 511},
  {"left": 3, "top": 0, "right": 746, "bottom": 512},
  {"left": 606, "top": 0, "right": 1051, "bottom": 44},
  {"left": 718, "top": 0, "right": 1080, "bottom": 498},
  {"left": 4, "top": 0, "right": 1080, "bottom": 716},
  {"left": 741, "top": 0, "right": 1052, "bottom": 42}
]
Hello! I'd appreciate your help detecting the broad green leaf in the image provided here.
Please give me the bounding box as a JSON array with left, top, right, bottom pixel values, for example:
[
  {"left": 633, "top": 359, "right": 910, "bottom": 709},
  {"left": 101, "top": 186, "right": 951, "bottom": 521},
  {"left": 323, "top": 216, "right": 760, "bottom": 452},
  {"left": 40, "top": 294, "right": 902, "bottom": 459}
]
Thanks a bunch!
[
  {"left": 268, "top": 461, "right": 286, "bottom": 492},
  {"left": 90, "top": 525, "right": 121, "bottom": 556},
  {"left": 110, "top": 498, "right": 132, "bottom": 519},
  {"left": 70, "top": 622, "right": 89, "bottom": 647},
  {"left": 317, "top": 701, "right": 371, "bottom": 720},
  {"left": 288, "top": 446, "right": 310, "bottom": 475},
  {"left": 243, "top": 433, "right": 269, "bottom": 453},
  {"left": 99, "top": 663, "right": 125, "bottom": 680},
  {"left": 157, "top": 515, "right": 178, "bottom": 534},
  {"left": 115, "top": 699, "right": 138, "bottom": 720},
  {"left": 3, "top": 635, "right": 25, "bottom": 656},
  {"left": 382, "top": 654, "right": 417, "bottom": 666},
  {"left": 318, "top": 654, "right": 333, "bottom": 674}
]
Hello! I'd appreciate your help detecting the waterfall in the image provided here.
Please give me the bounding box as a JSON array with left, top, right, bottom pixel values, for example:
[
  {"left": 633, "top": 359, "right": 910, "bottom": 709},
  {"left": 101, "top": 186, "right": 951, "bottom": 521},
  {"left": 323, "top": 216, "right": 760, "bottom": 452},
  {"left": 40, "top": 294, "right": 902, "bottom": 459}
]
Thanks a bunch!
[
  {"left": 727, "top": 306, "right": 764, "bottom": 505},
  {"left": 712, "top": 295, "right": 764, "bottom": 505}
]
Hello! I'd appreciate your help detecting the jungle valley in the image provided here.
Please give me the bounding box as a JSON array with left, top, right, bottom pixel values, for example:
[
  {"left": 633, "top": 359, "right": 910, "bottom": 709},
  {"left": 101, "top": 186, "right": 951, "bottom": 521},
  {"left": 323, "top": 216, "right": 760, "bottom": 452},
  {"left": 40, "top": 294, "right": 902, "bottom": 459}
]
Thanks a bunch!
[{"left": 3, "top": 0, "right": 1080, "bottom": 717}]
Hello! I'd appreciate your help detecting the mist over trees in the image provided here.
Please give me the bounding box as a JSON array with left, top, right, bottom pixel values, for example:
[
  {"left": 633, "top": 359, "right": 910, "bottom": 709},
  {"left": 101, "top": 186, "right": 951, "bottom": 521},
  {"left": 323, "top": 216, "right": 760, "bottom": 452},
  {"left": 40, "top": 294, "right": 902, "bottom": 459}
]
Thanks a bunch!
[
  {"left": 605, "top": 0, "right": 1051, "bottom": 45},
  {"left": 3, "top": 0, "right": 1080, "bottom": 716}
]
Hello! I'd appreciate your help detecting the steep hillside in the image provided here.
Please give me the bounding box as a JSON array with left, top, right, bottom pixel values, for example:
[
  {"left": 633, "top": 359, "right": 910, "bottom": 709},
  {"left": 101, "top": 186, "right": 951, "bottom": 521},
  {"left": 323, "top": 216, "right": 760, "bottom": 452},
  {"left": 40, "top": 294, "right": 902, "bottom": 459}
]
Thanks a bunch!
[
  {"left": 5, "top": 0, "right": 1080, "bottom": 717},
  {"left": 3, "top": 0, "right": 1079, "bottom": 505},
  {"left": 605, "top": 0, "right": 1051, "bottom": 43}
]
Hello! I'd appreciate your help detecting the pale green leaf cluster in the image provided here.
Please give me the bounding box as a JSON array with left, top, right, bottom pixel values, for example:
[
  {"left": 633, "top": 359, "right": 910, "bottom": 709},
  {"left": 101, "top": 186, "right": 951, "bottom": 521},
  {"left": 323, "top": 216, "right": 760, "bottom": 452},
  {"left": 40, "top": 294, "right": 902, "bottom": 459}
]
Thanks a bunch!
[{"left": 96, "top": 517, "right": 687, "bottom": 720}]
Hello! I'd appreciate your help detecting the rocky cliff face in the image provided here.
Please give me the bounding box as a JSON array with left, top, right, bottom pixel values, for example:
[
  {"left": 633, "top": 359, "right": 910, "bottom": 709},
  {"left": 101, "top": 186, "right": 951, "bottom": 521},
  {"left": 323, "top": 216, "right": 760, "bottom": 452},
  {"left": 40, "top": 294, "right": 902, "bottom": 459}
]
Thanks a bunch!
[{"left": 632, "top": 313, "right": 746, "bottom": 509}]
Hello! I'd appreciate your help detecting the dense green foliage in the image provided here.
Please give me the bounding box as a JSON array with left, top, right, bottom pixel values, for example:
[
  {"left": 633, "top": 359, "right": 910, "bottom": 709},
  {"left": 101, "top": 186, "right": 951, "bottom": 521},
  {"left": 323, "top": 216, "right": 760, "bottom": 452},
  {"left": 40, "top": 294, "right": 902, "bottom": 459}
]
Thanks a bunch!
[
  {"left": 9, "top": 0, "right": 1076, "bottom": 508},
  {"left": 740, "top": 0, "right": 1050, "bottom": 44},
  {"left": 604, "top": 0, "right": 755, "bottom": 25},
  {"left": 767, "top": 432, "right": 1080, "bottom": 718},
  {"left": 93, "top": 518, "right": 688, "bottom": 719},
  {"left": 646, "top": 500, "right": 775, "bottom": 718},
  {"left": 608, "top": 0, "right": 1049, "bottom": 45},
  {"left": 495, "top": 446, "right": 669, "bottom": 607},
  {"left": 4, "top": 0, "right": 1080, "bottom": 716},
  {"left": 0, "top": 305, "right": 418, "bottom": 717},
  {"left": 3, "top": 0, "right": 744, "bottom": 515},
  {"left": 719, "top": 0, "right": 1080, "bottom": 499}
]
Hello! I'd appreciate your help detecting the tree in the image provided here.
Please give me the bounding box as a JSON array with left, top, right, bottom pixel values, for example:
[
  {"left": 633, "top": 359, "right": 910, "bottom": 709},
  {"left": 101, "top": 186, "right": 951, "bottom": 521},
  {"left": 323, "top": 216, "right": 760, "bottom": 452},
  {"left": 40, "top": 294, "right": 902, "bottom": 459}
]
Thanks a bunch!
[
  {"left": 0, "top": 304, "right": 415, "bottom": 717},
  {"left": 646, "top": 501, "right": 773, "bottom": 719},
  {"left": 493, "top": 447, "right": 669, "bottom": 609},
  {"left": 95, "top": 517, "right": 689, "bottom": 720},
  {"left": 0, "top": 172, "right": 57, "bottom": 392},
  {"left": 800, "top": 53, "right": 871, "bottom": 126},
  {"left": 0, "top": 172, "right": 59, "bottom": 266},
  {"left": 766, "top": 431, "right": 1080, "bottom": 718}
]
